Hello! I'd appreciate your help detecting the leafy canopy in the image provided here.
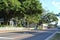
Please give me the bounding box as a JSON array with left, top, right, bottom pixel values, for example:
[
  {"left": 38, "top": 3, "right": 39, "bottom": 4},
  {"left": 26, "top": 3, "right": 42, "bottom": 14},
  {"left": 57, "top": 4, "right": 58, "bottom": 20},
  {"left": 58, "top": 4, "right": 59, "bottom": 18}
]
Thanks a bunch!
[{"left": 41, "top": 12, "right": 58, "bottom": 23}]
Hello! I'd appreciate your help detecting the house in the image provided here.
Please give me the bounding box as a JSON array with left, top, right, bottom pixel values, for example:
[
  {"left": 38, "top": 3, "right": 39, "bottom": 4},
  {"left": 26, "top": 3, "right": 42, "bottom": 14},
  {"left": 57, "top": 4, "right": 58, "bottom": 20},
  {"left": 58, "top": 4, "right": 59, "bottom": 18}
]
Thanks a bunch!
[{"left": 42, "top": 24, "right": 48, "bottom": 30}]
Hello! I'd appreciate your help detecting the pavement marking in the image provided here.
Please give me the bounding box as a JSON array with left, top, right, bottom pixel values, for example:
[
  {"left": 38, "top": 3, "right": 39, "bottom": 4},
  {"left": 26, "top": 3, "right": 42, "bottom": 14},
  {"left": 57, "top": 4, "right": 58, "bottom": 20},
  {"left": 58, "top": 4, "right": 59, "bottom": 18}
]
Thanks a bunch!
[
  {"left": 45, "top": 31, "right": 58, "bottom": 40},
  {"left": 0, "top": 37, "right": 14, "bottom": 39}
]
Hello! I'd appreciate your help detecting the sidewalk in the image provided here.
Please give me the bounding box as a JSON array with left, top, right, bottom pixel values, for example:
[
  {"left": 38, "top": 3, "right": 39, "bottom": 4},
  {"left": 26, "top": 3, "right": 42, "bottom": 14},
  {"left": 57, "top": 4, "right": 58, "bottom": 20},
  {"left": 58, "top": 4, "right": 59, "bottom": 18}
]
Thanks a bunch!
[
  {"left": 0, "top": 27, "right": 58, "bottom": 33},
  {"left": 0, "top": 27, "right": 35, "bottom": 33}
]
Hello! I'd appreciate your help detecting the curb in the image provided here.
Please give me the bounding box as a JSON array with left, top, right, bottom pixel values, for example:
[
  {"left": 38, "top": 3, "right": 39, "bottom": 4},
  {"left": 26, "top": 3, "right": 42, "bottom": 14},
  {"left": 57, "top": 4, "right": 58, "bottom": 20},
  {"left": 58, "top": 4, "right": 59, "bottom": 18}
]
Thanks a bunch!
[{"left": 45, "top": 31, "right": 58, "bottom": 40}]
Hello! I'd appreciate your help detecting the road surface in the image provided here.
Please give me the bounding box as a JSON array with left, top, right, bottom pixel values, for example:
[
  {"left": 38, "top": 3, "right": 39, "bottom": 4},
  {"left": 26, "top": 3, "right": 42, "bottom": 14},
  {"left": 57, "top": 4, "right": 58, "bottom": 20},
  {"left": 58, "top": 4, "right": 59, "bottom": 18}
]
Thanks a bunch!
[{"left": 0, "top": 30, "right": 58, "bottom": 40}]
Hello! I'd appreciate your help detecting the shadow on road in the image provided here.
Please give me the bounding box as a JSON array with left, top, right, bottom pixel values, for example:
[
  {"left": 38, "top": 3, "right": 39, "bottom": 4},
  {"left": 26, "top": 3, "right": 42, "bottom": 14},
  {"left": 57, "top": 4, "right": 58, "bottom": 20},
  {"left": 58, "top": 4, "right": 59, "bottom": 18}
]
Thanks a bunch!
[
  {"left": 10, "top": 30, "right": 54, "bottom": 40},
  {"left": 10, "top": 31, "right": 39, "bottom": 35},
  {"left": 9, "top": 29, "right": 57, "bottom": 40},
  {"left": 21, "top": 32, "right": 53, "bottom": 40}
]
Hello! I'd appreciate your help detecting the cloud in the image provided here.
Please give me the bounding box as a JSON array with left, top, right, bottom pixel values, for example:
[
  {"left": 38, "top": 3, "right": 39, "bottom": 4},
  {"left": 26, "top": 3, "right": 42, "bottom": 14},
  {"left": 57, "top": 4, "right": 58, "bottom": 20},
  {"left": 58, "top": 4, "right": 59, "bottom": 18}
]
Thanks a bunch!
[{"left": 52, "top": 1, "right": 60, "bottom": 10}]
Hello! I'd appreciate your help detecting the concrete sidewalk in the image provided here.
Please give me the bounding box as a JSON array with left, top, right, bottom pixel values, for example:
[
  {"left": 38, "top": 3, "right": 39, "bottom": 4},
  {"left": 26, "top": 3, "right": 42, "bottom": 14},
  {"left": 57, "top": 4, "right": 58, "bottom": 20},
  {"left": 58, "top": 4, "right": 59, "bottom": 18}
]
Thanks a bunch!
[
  {"left": 0, "top": 27, "right": 35, "bottom": 33},
  {"left": 0, "top": 27, "right": 58, "bottom": 33}
]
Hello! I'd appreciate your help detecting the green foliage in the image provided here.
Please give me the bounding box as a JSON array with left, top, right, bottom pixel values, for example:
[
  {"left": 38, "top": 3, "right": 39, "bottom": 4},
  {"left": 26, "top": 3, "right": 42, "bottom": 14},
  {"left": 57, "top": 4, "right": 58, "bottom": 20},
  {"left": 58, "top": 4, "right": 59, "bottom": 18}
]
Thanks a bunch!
[
  {"left": 19, "top": 0, "right": 43, "bottom": 24},
  {"left": 22, "top": 0, "right": 43, "bottom": 15},
  {"left": 0, "top": 0, "right": 43, "bottom": 25},
  {"left": 41, "top": 12, "right": 58, "bottom": 23},
  {"left": 0, "top": 0, "right": 21, "bottom": 24},
  {"left": 0, "top": 0, "right": 21, "bottom": 11},
  {"left": 25, "top": 14, "right": 41, "bottom": 23}
]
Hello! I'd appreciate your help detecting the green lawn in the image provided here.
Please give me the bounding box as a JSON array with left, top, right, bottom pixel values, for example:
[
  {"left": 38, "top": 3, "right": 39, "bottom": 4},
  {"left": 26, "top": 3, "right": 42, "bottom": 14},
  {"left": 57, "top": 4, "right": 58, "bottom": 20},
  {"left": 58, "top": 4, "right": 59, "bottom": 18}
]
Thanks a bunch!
[{"left": 50, "top": 33, "right": 60, "bottom": 40}]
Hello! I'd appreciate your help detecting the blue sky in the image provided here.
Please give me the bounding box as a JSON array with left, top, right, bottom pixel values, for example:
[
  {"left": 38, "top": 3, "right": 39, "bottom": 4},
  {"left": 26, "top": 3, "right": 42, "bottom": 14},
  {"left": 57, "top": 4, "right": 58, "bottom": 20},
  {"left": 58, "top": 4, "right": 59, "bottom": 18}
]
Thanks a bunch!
[{"left": 40, "top": 0, "right": 60, "bottom": 14}]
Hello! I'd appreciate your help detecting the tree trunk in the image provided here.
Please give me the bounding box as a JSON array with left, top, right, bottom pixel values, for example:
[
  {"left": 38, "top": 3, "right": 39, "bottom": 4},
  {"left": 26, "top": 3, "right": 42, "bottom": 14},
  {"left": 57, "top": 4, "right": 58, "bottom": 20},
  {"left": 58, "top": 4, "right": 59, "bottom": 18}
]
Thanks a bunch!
[{"left": 4, "top": 15, "right": 9, "bottom": 25}]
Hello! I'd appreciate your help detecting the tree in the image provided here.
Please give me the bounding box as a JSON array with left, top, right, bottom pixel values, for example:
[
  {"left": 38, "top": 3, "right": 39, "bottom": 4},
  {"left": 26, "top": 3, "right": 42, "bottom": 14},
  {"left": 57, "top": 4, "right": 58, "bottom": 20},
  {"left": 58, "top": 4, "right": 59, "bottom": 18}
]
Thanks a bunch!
[
  {"left": 17, "top": 0, "right": 43, "bottom": 28},
  {"left": 22, "top": 0, "right": 43, "bottom": 23},
  {"left": 0, "top": 0, "right": 43, "bottom": 26},
  {"left": 0, "top": 0, "right": 21, "bottom": 24},
  {"left": 39, "top": 12, "right": 58, "bottom": 25},
  {"left": 45, "top": 12, "right": 58, "bottom": 23},
  {"left": 23, "top": 0, "right": 43, "bottom": 15}
]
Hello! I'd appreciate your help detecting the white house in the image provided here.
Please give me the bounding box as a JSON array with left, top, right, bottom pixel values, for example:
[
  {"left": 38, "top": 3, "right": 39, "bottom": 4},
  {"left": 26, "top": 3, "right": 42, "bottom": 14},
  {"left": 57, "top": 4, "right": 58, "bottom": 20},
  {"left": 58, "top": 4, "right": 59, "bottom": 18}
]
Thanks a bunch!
[{"left": 42, "top": 24, "right": 48, "bottom": 30}]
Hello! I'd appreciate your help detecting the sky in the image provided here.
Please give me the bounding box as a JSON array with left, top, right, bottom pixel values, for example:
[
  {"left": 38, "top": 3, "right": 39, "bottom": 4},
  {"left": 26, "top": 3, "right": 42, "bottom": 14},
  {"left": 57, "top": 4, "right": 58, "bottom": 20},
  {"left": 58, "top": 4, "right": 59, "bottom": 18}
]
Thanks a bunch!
[{"left": 40, "top": 0, "right": 60, "bottom": 14}]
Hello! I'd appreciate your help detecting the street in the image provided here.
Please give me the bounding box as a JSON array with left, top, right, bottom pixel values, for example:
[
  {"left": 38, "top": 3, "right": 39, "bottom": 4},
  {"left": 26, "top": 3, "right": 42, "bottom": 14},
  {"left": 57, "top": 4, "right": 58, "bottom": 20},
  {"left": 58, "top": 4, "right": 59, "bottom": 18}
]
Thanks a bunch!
[{"left": 0, "top": 30, "right": 58, "bottom": 40}]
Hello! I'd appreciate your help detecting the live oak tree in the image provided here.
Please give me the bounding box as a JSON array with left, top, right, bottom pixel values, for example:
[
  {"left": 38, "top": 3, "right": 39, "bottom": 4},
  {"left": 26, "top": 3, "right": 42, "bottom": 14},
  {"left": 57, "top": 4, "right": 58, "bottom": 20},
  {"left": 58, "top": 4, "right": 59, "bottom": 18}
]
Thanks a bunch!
[
  {"left": 0, "top": 0, "right": 21, "bottom": 24},
  {"left": 0, "top": 0, "right": 43, "bottom": 26},
  {"left": 39, "top": 12, "right": 58, "bottom": 25},
  {"left": 0, "top": 0, "right": 58, "bottom": 29},
  {"left": 20, "top": 0, "right": 43, "bottom": 23}
]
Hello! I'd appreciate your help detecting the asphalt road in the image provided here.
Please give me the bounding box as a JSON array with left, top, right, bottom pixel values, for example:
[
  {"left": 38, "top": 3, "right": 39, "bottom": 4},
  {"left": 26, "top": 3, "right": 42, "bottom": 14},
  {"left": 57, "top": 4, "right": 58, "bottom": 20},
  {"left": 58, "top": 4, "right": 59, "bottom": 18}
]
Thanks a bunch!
[{"left": 0, "top": 30, "right": 57, "bottom": 40}]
